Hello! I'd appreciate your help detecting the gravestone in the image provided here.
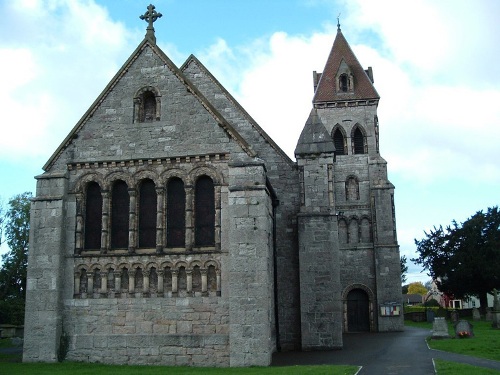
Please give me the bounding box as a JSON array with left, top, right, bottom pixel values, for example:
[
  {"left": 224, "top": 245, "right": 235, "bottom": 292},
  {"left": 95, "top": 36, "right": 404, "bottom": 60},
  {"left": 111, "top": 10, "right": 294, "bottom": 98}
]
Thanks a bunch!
[
  {"left": 432, "top": 317, "right": 449, "bottom": 339},
  {"left": 492, "top": 289, "right": 500, "bottom": 329},
  {"left": 472, "top": 307, "right": 481, "bottom": 321},
  {"left": 454, "top": 320, "right": 474, "bottom": 338},
  {"left": 450, "top": 310, "right": 459, "bottom": 323}
]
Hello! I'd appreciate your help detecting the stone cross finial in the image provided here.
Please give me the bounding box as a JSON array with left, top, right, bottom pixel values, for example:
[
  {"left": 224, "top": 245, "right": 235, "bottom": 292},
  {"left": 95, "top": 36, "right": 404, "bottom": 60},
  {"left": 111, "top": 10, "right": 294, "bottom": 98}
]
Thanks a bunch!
[{"left": 140, "top": 4, "right": 162, "bottom": 43}]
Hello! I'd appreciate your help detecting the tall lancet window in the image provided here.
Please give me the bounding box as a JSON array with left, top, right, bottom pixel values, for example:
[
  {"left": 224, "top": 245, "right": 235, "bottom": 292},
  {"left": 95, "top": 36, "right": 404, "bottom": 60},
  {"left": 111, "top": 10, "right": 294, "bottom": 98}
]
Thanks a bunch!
[
  {"left": 195, "top": 176, "right": 215, "bottom": 246},
  {"left": 84, "top": 182, "right": 102, "bottom": 250},
  {"left": 166, "top": 178, "right": 186, "bottom": 247},
  {"left": 138, "top": 179, "right": 156, "bottom": 248},
  {"left": 333, "top": 128, "right": 346, "bottom": 155},
  {"left": 111, "top": 180, "right": 129, "bottom": 249},
  {"left": 353, "top": 127, "right": 366, "bottom": 154}
]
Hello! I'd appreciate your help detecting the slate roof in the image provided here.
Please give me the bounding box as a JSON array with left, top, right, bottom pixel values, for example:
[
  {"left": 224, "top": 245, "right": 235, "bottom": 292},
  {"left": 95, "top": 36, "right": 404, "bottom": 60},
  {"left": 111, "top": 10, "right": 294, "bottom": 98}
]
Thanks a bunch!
[
  {"left": 313, "top": 28, "right": 379, "bottom": 103},
  {"left": 294, "top": 109, "right": 335, "bottom": 156}
]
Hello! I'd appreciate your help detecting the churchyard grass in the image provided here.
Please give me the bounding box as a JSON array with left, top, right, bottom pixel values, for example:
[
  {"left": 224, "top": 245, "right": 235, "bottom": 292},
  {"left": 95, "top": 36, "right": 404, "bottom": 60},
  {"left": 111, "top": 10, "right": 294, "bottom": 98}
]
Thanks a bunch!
[
  {"left": 0, "top": 363, "right": 358, "bottom": 374},
  {"left": 434, "top": 359, "right": 500, "bottom": 374},
  {"left": 405, "top": 319, "right": 500, "bottom": 361}
]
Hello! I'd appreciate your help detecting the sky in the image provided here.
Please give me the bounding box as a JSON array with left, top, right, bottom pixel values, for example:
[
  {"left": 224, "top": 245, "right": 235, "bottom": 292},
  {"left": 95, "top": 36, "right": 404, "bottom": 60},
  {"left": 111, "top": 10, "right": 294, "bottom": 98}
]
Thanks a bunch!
[{"left": 0, "top": 0, "right": 499, "bottom": 284}]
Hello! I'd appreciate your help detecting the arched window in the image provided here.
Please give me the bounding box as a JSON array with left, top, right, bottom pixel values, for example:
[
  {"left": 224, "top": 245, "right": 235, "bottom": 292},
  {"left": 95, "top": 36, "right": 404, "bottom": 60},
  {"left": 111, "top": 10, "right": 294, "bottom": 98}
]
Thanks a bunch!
[
  {"left": 84, "top": 182, "right": 102, "bottom": 250},
  {"left": 360, "top": 218, "right": 372, "bottom": 243},
  {"left": 353, "top": 127, "right": 366, "bottom": 154},
  {"left": 338, "top": 219, "right": 348, "bottom": 244},
  {"left": 141, "top": 91, "right": 156, "bottom": 122},
  {"left": 339, "top": 74, "right": 349, "bottom": 92},
  {"left": 345, "top": 177, "right": 359, "bottom": 201},
  {"left": 138, "top": 179, "right": 156, "bottom": 248},
  {"left": 110, "top": 180, "right": 129, "bottom": 249},
  {"left": 348, "top": 219, "right": 359, "bottom": 244},
  {"left": 333, "top": 128, "right": 346, "bottom": 156},
  {"left": 166, "top": 178, "right": 185, "bottom": 247},
  {"left": 195, "top": 176, "right": 215, "bottom": 246}
]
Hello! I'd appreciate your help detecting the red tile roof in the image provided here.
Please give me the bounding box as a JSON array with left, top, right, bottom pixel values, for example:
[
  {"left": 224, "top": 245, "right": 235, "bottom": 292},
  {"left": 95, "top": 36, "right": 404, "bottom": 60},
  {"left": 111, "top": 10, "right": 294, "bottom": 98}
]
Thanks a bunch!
[{"left": 313, "top": 29, "right": 379, "bottom": 103}]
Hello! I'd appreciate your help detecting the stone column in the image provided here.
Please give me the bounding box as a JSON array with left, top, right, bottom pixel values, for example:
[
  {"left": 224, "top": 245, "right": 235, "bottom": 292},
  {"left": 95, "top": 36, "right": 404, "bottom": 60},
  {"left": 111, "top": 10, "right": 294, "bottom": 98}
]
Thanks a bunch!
[
  {"left": 185, "top": 185, "right": 194, "bottom": 251},
  {"left": 143, "top": 270, "right": 150, "bottom": 295},
  {"left": 128, "top": 189, "right": 137, "bottom": 254},
  {"left": 157, "top": 269, "right": 164, "bottom": 294},
  {"left": 171, "top": 270, "right": 178, "bottom": 297},
  {"left": 114, "top": 271, "right": 121, "bottom": 297},
  {"left": 128, "top": 269, "right": 135, "bottom": 294},
  {"left": 201, "top": 269, "right": 208, "bottom": 296},
  {"left": 155, "top": 187, "right": 164, "bottom": 253},
  {"left": 100, "top": 271, "right": 108, "bottom": 295},
  {"left": 75, "top": 193, "right": 83, "bottom": 254},
  {"left": 101, "top": 190, "right": 110, "bottom": 253}
]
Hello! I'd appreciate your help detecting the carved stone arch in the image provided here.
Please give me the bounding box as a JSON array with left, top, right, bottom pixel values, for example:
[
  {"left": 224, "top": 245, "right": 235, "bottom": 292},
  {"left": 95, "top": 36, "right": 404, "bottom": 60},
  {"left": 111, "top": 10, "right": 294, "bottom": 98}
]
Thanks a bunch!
[
  {"left": 117, "top": 262, "right": 130, "bottom": 271},
  {"left": 75, "top": 264, "right": 88, "bottom": 273},
  {"left": 331, "top": 124, "right": 348, "bottom": 156},
  {"left": 160, "top": 168, "right": 188, "bottom": 186},
  {"left": 173, "top": 261, "right": 188, "bottom": 271},
  {"left": 89, "top": 263, "right": 102, "bottom": 272},
  {"left": 342, "top": 283, "right": 375, "bottom": 332},
  {"left": 133, "top": 169, "right": 161, "bottom": 188},
  {"left": 187, "top": 165, "right": 223, "bottom": 186},
  {"left": 103, "top": 171, "right": 133, "bottom": 191},
  {"left": 189, "top": 260, "right": 203, "bottom": 271},
  {"left": 134, "top": 86, "right": 162, "bottom": 123},
  {"left": 131, "top": 262, "right": 145, "bottom": 271},
  {"left": 73, "top": 172, "right": 104, "bottom": 193},
  {"left": 203, "top": 259, "right": 220, "bottom": 270},
  {"left": 104, "top": 263, "right": 115, "bottom": 272},
  {"left": 160, "top": 261, "right": 174, "bottom": 270},
  {"left": 146, "top": 261, "right": 159, "bottom": 271},
  {"left": 342, "top": 283, "right": 375, "bottom": 301},
  {"left": 351, "top": 124, "right": 368, "bottom": 154}
]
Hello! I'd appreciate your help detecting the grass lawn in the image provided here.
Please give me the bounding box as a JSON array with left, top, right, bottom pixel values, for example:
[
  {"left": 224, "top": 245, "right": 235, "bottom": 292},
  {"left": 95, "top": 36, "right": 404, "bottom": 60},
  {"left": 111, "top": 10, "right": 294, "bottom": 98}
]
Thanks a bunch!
[
  {"left": 0, "top": 339, "right": 358, "bottom": 375},
  {"left": 434, "top": 359, "right": 500, "bottom": 375}
]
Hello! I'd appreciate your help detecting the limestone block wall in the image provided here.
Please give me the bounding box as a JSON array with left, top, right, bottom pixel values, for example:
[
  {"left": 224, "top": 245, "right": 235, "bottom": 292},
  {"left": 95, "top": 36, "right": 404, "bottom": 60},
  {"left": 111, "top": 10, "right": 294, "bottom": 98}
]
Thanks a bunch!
[
  {"left": 23, "top": 173, "right": 68, "bottom": 362},
  {"left": 63, "top": 297, "right": 229, "bottom": 366},
  {"left": 228, "top": 161, "right": 275, "bottom": 366}
]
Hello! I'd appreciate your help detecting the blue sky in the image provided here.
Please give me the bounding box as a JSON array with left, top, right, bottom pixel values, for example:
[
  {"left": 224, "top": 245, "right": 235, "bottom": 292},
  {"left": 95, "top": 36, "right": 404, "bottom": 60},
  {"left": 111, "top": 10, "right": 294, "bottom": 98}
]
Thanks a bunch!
[{"left": 1, "top": 0, "right": 499, "bottom": 284}]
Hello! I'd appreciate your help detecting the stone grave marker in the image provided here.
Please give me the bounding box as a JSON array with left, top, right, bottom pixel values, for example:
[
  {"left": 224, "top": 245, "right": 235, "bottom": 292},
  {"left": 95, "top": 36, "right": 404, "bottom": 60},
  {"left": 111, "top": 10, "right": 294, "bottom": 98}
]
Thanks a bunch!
[
  {"left": 450, "top": 310, "right": 459, "bottom": 323},
  {"left": 492, "top": 289, "right": 500, "bottom": 329},
  {"left": 472, "top": 307, "right": 481, "bottom": 321},
  {"left": 432, "top": 317, "right": 449, "bottom": 339},
  {"left": 454, "top": 320, "right": 474, "bottom": 338}
]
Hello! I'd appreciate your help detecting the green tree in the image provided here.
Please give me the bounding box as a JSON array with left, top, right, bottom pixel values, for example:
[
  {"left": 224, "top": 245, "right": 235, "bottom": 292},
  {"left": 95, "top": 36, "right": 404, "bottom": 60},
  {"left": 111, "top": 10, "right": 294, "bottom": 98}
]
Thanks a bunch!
[
  {"left": 400, "top": 255, "right": 408, "bottom": 284},
  {"left": 407, "top": 281, "right": 428, "bottom": 295},
  {"left": 412, "top": 206, "right": 500, "bottom": 313},
  {"left": 0, "top": 192, "right": 32, "bottom": 301}
]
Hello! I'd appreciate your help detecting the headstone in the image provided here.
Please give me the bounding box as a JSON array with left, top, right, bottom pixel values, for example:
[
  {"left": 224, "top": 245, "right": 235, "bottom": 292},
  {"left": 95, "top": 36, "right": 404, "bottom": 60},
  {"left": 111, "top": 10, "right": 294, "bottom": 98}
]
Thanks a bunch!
[
  {"left": 454, "top": 320, "right": 474, "bottom": 338},
  {"left": 492, "top": 289, "right": 500, "bottom": 329},
  {"left": 432, "top": 317, "right": 449, "bottom": 339},
  {"left": 486, "top": 309, "right": 493, "bottom": 322},
  {"left": 472, "top": 308, "right": 481, "bottom": 321},
  {"left": 450, "top": 310, "right": 459, "bottom": 323}
]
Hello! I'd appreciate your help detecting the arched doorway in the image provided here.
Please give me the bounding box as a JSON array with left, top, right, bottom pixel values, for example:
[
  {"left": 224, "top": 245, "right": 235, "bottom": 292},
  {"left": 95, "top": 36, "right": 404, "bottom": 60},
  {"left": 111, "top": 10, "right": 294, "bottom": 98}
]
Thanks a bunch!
[{"left": 347, "top": 288, "right": 370, "bottom": 332}]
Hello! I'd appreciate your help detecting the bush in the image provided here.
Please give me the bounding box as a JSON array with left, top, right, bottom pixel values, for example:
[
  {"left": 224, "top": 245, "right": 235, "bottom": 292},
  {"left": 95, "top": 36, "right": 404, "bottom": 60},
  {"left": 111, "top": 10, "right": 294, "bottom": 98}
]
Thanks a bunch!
[{"left": 0, "top": 299, "right": 25, "bottom": 325}]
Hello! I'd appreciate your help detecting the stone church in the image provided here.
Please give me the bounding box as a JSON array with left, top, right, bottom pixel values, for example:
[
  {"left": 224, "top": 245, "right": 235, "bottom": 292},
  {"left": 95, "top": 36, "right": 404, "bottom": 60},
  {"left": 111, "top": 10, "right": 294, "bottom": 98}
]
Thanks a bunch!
[{"left": 24, "top": 5, "right": 403, "bottom": 367}]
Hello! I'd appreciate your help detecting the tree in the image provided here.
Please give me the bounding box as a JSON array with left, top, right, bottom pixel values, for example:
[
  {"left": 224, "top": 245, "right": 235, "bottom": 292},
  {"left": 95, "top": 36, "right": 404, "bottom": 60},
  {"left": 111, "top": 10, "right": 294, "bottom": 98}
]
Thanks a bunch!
[
  {"left": 0, "top": 192, "right": 32, "bottom": 301},
  {"left": 407, "top": 281, "right": 428, "bottom": 296},
  {"left": 400, "top": 255, "right": 408, "bottom": 284},
  {"left": 412, "top": 206, "right": 500, "bottom": 313}
]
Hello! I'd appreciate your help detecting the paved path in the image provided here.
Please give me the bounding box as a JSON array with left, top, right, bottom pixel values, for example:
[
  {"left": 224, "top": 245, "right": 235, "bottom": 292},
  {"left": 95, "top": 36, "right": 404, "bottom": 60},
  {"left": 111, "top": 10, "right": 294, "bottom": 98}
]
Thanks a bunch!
[{"left": 272, "top": 327, "right": 500, "bottom": 374}]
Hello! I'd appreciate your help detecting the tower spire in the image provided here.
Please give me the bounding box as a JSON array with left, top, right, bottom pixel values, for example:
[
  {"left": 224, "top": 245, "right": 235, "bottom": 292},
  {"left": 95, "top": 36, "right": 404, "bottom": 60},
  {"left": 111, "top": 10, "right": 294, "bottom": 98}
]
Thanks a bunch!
[
  {"left": 140, "top": 4, "right": 162, "bottom": 44},
  {"left": 337, "top": 13, "right": 341, "bottom": 32}
]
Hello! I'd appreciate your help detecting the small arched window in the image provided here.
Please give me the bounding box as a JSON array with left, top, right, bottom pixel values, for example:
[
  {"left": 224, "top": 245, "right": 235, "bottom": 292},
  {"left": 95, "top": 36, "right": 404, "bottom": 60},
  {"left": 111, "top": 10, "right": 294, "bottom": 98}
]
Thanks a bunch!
[
  {"left": 141, "top": 91, "right": 156, "bottom": 122},
  {"left": 195, "top": 176, "right": 215, "bottom": 247},
  {"left": 84, "top": 182, "right": 102, "bottom": 250},
  {"left": 339, "top": 74, "right": 349, "bottom": 92},
  {"left": 110, "top": 180, "right": 129, "bottom": 249},
  {"left": 166, "top": 178, "right": 186, "bottom": 247},
  {"left": 353, "top": 127, "right": 366, "bottom": 154},
  {"left": 134, "top": 87, "right": 161, "bottom": 123},
  {"left": 333, "top": 128, "right": 346, "bottom": 156},
  {"left": 138, "top": 179, "right": 156, "bottom": 248}
]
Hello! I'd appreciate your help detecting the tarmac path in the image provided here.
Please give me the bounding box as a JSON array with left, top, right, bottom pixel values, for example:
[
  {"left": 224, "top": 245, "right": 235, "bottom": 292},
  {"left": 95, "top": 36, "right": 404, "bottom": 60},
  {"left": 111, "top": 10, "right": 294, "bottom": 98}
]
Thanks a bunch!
[{"left": 272, "top": 326, "right": 500, "bottom": 374}]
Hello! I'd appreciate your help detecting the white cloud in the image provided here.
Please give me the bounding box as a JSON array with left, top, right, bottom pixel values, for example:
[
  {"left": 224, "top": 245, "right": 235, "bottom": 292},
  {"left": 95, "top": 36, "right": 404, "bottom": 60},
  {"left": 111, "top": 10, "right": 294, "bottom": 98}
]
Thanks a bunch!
[{"left": 0, "top": 0, "right": 139, "bottom": 161}]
